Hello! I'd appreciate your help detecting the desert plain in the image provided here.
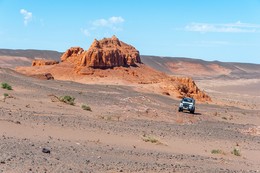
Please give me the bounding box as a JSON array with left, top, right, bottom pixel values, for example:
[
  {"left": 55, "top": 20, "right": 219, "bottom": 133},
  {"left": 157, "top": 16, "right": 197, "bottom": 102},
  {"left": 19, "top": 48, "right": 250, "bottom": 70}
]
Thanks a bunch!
[{"left": 0, "top": 39, "right": 260, "bottom": 172}]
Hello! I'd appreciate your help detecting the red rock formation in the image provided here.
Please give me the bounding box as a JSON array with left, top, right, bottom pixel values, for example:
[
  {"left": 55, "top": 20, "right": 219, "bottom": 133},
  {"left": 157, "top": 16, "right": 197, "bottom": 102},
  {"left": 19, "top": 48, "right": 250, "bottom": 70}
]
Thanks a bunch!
[
  {"left": 60, "top": 47, "right": 84, "bottom": 63},
  {"left": 22, "top": 35, "right": 211, "bottom": 102},
  {"left": 174, "top": 77, "right": 211, "bottom": 102},
  {"left": 32, "top": 60, "right": 59, "bottom": 66},
  {"left": 60, "top": 35, "right": 141, "bottom": 69}
]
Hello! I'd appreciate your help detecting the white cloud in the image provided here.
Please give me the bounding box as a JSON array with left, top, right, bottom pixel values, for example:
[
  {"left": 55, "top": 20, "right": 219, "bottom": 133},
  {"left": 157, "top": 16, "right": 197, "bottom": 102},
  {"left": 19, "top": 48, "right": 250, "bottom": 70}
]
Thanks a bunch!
[
  {"left": 177, "top": 41, "right": 230, "bottom": 47},
  {"left": 20, "top": 9, "right": 32, "bottom": 26},
  {"left": 185, "top": 21, "right": 260, "bottom": 33},
  {"left": 92, "top": 16, "right": 124, "bottom": 29},
  {"left": 93, "top": 19, "right": 108, "bottom": 27},
  {"left": 81, "top": 16, "right": 125, "bottom": 37},
  {"left": 81, "top": 28, "right": 91, "bottom": 37},
  {"left": 108, "top": 16, "right": 124, "bottom": 24}
]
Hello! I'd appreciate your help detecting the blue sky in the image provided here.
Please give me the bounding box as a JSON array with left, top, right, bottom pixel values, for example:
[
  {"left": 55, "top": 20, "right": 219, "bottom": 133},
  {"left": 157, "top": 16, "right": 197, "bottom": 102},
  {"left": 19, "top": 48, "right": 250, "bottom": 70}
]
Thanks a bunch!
[{"left": 0, "top": 0, "right": 260, "bottom": 63}]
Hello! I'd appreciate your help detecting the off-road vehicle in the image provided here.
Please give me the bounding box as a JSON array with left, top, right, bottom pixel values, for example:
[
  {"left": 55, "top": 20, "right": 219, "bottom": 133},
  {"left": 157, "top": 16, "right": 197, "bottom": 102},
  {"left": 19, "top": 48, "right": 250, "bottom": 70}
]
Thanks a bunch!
[{"left": 178, "top": 97, "right": 195, "bottom": 114}]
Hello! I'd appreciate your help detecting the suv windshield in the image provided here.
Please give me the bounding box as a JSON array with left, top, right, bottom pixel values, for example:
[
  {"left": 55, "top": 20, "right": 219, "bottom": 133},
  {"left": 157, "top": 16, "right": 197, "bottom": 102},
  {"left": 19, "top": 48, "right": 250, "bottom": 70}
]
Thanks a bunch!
[{"left": 183, "top": 98, "right": 192, "bottom": 103}]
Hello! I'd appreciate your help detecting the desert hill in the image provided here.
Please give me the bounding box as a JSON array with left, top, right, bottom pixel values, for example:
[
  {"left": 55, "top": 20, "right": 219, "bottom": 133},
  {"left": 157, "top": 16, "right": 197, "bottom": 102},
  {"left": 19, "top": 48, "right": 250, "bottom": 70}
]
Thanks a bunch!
[
  {"left": 141, "top": 56, "right": 260, "bottom": 79},
  {"left": 0, "top": 49, "right": 62, "bottom": 60},
  {"left": 15, "top": 36, "right": 211, "bottom": 102},
  {"left": 0, "top": 49, "right": 62, "bottom": 68},
  {"left": 1, "top": 48, "right": 259, "bottom": 79}
]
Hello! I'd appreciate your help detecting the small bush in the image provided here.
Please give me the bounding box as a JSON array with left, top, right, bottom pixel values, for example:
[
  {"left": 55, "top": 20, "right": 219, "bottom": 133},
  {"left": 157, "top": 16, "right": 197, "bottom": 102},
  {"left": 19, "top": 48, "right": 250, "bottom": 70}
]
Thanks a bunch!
[
  {"left": 231, "top": 148, "right": 241, "bottom": 156},
  {"left": 59, "top": 95, "right": 75, "bottom": 105},
  {"left": 211, "top": 149, "right": 223, "bottom": 154},
  {"left": 1, "top": 82, "right": 12, "bottom": 90},
  {"left": 81, "top": 104, "right": 92, "bottom": 111},
  {"left": 142, "top": 135, "right": 160, "bottom": 144},
  {"left": 3, "top": 93, "right": 9, "bottom": 102},
  {"left": 106, "top": 116, "right": 112, "bottom": 121}
]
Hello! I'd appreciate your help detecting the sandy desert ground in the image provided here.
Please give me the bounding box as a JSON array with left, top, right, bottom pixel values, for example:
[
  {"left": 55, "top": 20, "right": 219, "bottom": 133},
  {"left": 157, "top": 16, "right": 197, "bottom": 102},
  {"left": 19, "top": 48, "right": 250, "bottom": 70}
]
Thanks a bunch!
[{"left": 1, "top": 64, "right": 260, "bottom": 172}]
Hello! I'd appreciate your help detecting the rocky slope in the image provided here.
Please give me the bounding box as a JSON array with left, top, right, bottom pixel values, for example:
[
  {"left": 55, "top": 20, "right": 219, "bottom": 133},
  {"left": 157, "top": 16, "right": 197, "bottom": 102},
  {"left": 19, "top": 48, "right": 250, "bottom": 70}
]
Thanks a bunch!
[{"left": 16, "top": 36, "right": 211, "bottom": 102}]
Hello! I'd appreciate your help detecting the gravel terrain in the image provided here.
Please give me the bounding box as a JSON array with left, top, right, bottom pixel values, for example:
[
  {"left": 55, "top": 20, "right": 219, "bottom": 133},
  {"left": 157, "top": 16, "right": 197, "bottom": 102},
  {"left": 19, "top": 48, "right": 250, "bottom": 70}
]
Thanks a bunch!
[{"left": 1, "top": 67, "right": 260, "bottom": 172}]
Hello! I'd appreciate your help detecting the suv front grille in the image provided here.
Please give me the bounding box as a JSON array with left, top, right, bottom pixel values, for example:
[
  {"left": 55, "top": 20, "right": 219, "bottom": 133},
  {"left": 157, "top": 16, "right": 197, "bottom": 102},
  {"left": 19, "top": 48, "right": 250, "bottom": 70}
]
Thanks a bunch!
[{"left": 183, "top": 103, "right": 189, "bottom": 108}]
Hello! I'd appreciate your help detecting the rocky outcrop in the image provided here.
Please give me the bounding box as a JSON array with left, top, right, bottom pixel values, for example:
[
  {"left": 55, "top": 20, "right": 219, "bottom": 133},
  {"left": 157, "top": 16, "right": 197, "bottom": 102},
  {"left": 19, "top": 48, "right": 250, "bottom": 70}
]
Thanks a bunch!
[
  {"left": 22, "top": 35, "right": 211, "bottom": 102},
  {"left": 159, "top": 76, "right": 211, "bottom": 102},
  {"left": 175, "top": 77, "right": 211, "bottom": 102},
  {"left": 60, "top": 35, "right": 141, "bottom": 69},
  {"left": 32, "top": 60, "right": 59, "bottom": 66},
  {"left": 60, "top": 47, "right": 84, "bottom": 63}
]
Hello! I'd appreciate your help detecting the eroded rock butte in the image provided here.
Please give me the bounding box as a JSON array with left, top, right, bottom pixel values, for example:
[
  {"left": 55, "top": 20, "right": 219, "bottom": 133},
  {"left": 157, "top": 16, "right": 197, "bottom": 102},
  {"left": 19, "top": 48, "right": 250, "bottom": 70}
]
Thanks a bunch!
[
  {"left": 61, "top": 35, "right": 141, "bottom": 69},
  {"left": 17, "top": 36, "right": 211, "bottom": 102}
]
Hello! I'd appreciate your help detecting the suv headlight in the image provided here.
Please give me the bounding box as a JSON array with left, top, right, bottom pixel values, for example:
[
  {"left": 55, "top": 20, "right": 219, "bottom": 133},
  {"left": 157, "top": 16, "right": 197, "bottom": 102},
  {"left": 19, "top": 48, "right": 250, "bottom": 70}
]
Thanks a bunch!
[{"left": 180, "top": 103, "right": 183, "bottom": 107}]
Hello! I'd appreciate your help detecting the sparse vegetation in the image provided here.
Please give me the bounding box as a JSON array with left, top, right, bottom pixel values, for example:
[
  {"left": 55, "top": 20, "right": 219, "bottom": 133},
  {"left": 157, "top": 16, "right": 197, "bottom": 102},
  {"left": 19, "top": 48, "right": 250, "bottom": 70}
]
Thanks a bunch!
[
  {"left": 211, "top": 149, "right": 223, "bottom": 154},
  {"left": 222, "top": 116, "right": 228, "bottom": 120},
  {"left": 231, "top": 148, "right": 241, "bottom": 156},
  {"left": 2, "top": 93, "right": 9, "bottom": 102},
  {"left": 107, "top": 116, "right": 112, "bottom": 121},
  {"left": 98, "top": 115, "right": 121, "bottom": 121},
  {"left": 1, "top": 82, "right": 12, "bottom": 90},
  {"left": 142, "top": 134, "right": 162, "bottom": 144},
  {"left": 59, "top": 95, "right": 75, "bottom": 105},
  {"left": 81, "top": 104, "right": 92, "bottom": 111}
]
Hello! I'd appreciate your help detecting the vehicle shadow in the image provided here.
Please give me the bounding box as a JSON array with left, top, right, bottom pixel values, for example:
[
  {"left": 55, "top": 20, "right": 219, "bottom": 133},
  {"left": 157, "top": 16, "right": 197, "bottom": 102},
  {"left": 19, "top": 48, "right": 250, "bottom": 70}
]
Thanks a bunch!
[{"left": 180, "top": 111, "right": 202, "bottom": 115}]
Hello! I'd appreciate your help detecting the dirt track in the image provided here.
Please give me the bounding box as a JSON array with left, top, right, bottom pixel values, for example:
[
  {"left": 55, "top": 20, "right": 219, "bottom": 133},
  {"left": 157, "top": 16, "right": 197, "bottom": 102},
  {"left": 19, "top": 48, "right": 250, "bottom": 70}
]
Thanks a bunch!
[{"left": 1, "top": 68, "right": 260, "bottom": 172}]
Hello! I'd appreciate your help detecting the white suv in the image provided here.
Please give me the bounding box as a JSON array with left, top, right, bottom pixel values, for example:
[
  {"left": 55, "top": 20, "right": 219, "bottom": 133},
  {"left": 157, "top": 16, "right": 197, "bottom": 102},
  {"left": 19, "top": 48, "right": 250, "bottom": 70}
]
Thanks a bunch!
[{"left": 178, "top": 97, "right": 195, "bottom": 114}]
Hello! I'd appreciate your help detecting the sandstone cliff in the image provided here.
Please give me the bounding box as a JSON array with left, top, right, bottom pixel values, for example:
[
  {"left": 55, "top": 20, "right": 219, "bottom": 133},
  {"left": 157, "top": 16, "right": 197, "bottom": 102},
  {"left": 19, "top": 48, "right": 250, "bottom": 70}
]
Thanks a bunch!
[{"left": 60, "top": 35, "right": 141, "bottom": 69}]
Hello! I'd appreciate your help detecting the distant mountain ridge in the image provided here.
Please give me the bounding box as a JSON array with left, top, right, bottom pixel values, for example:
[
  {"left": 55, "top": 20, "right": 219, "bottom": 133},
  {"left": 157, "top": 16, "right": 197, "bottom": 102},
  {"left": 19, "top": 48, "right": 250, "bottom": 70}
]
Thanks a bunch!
[
  {"left": 0, "top": 48, "right": 259, "bottom": 79},
  {"left": 0, "top": 49, "right": 62, "bottom": 68},
  {"left": 0, "top": 49, "right": 62, "bottom": 60},
  {"left": 141, "top": 55, "right": 260, "bottom": 79}
]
